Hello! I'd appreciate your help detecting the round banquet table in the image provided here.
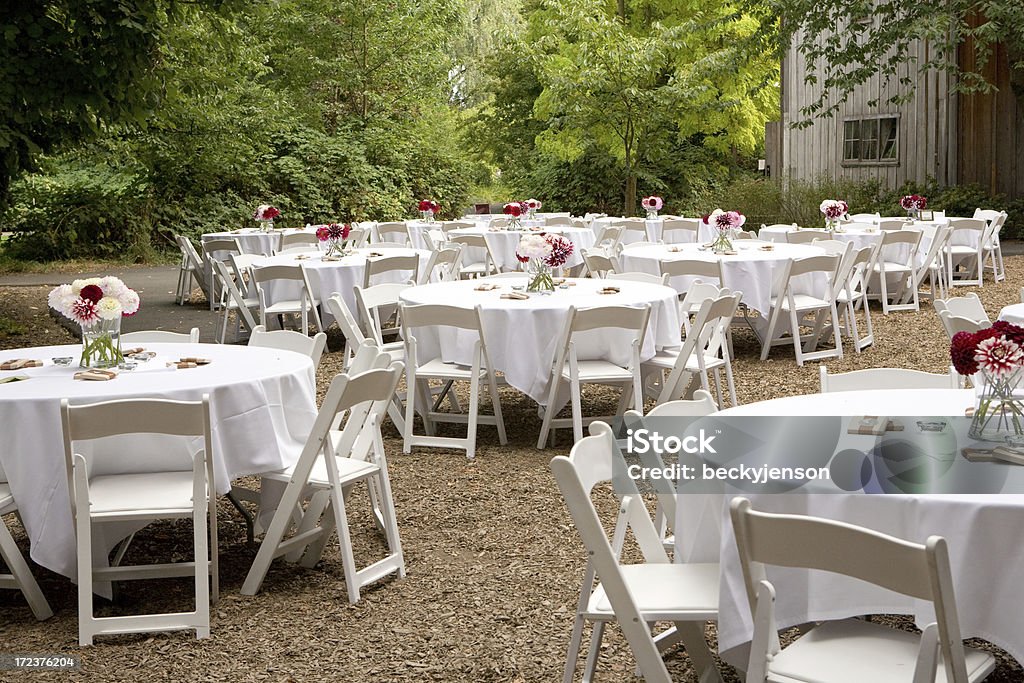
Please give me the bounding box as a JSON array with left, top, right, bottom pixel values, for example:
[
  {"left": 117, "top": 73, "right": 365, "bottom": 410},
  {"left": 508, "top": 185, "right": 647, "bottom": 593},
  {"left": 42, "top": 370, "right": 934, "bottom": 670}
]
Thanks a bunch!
[
  {"left": 398, "top": 277, "right": 681, "bottom": 407},
  {"left": 590, "top": 217, "right": 718, "bottom": 245},
  {"left": 673, "top": 388, "right": 1024, "bottom": 668},
  {"left": 998, "top": 304, "right": 1024, "bottom": 326},
  {"left": 618, "top": 240, "right": 827, "bottom": 316},
  {"left": 0, "top": 342, "right": 317, "bottom": 579},
  {"left": 252, "top": 248, "right": 431, "bottom": 326},
  {"left": 758, "top": 222, "right": 883, "bottom": 251},
  {"left": 202, "top": 226, "right": 319, "bottom": 256},
  {"left": 447, "top": 226, "right": 594, "bottom": 272}
]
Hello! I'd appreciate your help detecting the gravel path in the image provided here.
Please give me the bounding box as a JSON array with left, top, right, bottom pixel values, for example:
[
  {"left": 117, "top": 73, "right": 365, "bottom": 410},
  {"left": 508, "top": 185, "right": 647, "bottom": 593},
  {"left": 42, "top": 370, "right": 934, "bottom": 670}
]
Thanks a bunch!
[{"left": 2, "top": 260, "right": 1023, "bottom": 681}]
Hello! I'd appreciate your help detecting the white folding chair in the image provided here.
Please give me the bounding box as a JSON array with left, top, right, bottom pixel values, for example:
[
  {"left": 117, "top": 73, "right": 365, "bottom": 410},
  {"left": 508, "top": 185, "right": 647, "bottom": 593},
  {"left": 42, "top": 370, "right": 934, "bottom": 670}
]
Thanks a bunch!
[
  {"left": 946, "top": 218, "right": 990, "bottom": 288},
  {"left": 0, "top": 471, "right": 52, "bottom": 621},
  {"left": 582, "top": 248, "right": 618, "bottom": 278},
  {"left": 849, "top": 212, "right": 881, "bottom": 223},
  {"left": 121, "top": 328, "right": 200, "bottom": 344},
  {"left": 177, "top": 236, "right": 214, "bottom": 306},
  {"left": 641, "top": 292, "right": 741, "bottom": 406},
  {"left": 248, "top": 324, "right": 327, "bottom": 369},
  {"left": 835, "top": 245, "right": 876, "bottom": 352},
  {"left": 60, "top": 396, "right": 217, "bottom": 645},
  {"left": 400, "top": 303, "right": 507, "bottom": 460},
  {"left": 785, "top": 230, "right": 826, "bottom": 244},
  {"left": 879, "top": 218, "right": 909, "bottom": 231},
  {"left": 538, "top": 304, "right": 651, "bottom": 447},
  {"left": 606, "top": 271, "right": 670, "bottom": 286},
  {"left": 252, "top": 264, "right": 323, "bottom": 335},
  {"left": 174, "top": 235, "right": 200, "bottom": 305},
  {"left": 913, "top": 223, "right": 953, "bottom": 302},
  {"left": 730, "top": 497, "right": 996, "bottom": 683},
  {"left": 678, "top": 281, "right": 729, "bottom": 333},
  {"left": 933, "top": 292, "right": 989, "bottom": 323},
  {"left": 868, "top": 229, "right": 922, "bottom": 313},
  {"left": 551, "top": 421, "right": 722, "bottom": 683},
  {"left": 819, "top": 365, "right": 960, "bottom": 392},
  {"left": 760, "top": 255, "right": 843, "bottom": 366},
  {"left": 201, "top": 237, "right": 243, "bottom": 311},
  {"left": 211, "top": 260, "right": 259, "bottom": 344},
  {"left": 976, "top": 210, "right": 1007, "bottom": 282},
  {"left": 660, "top": 218, "right": 701, "bottom": 244},
  {"left": 614, "top": 219, "right": 651, "bottom": 243},
  {"left": 593, "top": 224, "right": 624, "bottom": 250},
  {"left": 419, "top": 244, "right": 463, "bottom": 283},
  {"left": 447, "top": 234, "right": 498, "bottom": 277},
  {"left": 241, "top": 350, "right": 406, "bottom": 601},
  {"left": 938, "top": 311, "right": 988, "bottom": 340},
  {"left": 363, "top": 253, "right": 420, "bottom": 288},
  {"left": 354, "top": 282, "right": 413, "bottom": 348},
  {"left": 276, "top": 231, "right": 318, "bottom": 254},
  {"left": 375, "top": 221, "right": 411, "bottom": 246},
  {"left": 659, "top": 258, "right": 724, "bottom": 291}
]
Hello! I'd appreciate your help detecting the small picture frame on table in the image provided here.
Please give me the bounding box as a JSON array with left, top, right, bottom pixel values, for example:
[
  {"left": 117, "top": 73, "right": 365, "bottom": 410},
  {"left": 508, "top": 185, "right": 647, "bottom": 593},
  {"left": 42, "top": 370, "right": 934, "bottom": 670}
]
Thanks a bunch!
[{"left": 919, "top": 209, "right": 934, "bottom": 221}]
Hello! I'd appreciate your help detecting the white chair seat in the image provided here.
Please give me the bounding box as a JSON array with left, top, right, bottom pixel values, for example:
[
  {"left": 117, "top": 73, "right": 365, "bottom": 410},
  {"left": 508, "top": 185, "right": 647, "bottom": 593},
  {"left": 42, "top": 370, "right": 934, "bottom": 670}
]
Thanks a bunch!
[
  {"left": 88, "top": 471, "right": 199, "bottom": 517},
  {"left": 871, "top": 262, "right": 912, "bottom": 273},
  {"left": 560, "top": 360, "right": 635, "bottom": 382},
  {"left": 264, "top": 299, "right": 320, "bottom": 315},
  {"left": 768, "top": 618, "right": 995, "bottom": 683},
  {"left": 266, "top": 448, "right": 379, "bottom": 488},
  {"left": 947, "top": 244, "right": 978, "bottom": 255},
  {"left": 0, "top": 483, "right": 13, "bottom": 514},
  {"left": 587, "top": 563, "right": 719, "bottom": 618},
  {"left": 769, "top": 293, "right": 830, "bottom": 311},
  {"left": 644, "top": 348, "right": 726, "bottom": 373},
  {"left": 415, "top": 358, "right": 488, "bottom": 380}
]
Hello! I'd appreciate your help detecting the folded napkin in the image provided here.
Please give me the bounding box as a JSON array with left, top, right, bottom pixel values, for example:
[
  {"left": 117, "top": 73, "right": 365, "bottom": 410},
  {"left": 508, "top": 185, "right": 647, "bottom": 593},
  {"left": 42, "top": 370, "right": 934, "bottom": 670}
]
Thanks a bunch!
[
  {"left": 74, "top": 369, "right": 117, "bottom": 381},
  {"left": 167, "top": 361, "right": 199, "bottom": 369},
  {"left": 500, "top": 292, "right": 530, "bottom": 300},
  {"left": 846, "top": 416, "right": 903, "bottom": 435},
  {"left": 0, "top": 375, "right": 30, "bottom": 384},
  {"left": 992, "top": 447, "right": 1024, "bottom": 465},
  {"left": 321, "top": 255, "right": 341, "bottom": 262},
  {"left": 179, "top": 357, "right": 212, "bottom": 365},
  {"left": 474, "top": 283, "right": 499, "bottom": 291},
  {"left": 293, "top": 254, "right": 310, "bottom": 260},
  {"left": 367, "top": 252, "right": 384, "bottom": 257},
  {"left": 598, "top": 286, "right": 620, "bottom": 295},
  {"left": 961, "top": 448, "right": 1000, "bottom": 463},
  {"left": 0, "top": 359, "right": 43, "bottom": 370},
  {"left": 759, "top": 245, "right": 775, "bottom": 251},
  {"left": 122, "top": 347, "right": 146, "bottom": 356}
]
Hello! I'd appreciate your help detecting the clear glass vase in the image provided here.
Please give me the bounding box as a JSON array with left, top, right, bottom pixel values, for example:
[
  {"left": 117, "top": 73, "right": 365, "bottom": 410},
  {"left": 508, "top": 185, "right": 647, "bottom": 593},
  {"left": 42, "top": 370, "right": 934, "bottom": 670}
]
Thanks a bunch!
[
  {"left": 80, "top": 317, "right": 123, "bottom": 369},
  {"left": 646, "top": 210, "right": 659, "bottom": 220},
  {"left": 526, "top": 258, "right": 554, "bottom": 293},
  {"left": 259, "top": 219, "right": 274, "bottom": 233},
  {"left": 421, "top": 210, "right": 434, "bottom": 223},
  {"left": 970, "top": 369, "right": 1024, "bottom": 446},
  {"left": 710, "top": 231, "right": 733, "bottom": 254},
  {"left": 508, "top": 216, "right": 521, "bottom": 230},
  {"left": 325, "top": 239, "right": 350, "bottom": 258}
]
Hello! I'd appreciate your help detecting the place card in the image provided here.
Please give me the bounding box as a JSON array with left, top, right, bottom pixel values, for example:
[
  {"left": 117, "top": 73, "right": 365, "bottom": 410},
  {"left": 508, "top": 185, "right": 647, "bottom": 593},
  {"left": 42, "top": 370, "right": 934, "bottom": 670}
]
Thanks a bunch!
[
  {"left": 846, "top": 416, "right": 903, "bottom": 435},
  {"left": 167, "top": 360, "right": 202, "bottom": 369},
  {"left": 992, "top": 447, "right": 1024, "bottom": 466},
  {"left": 179, "top": 357, "right": 212, "bottom": 365},
  {"left": 0, "top": 359, "right": 43, "bottom": 370},
  {"left": 474, "top": 283, "right": 499, "bottom": 291},
  {"left": 122, "top": 347, "right": 146, "bottom": 356},
  {"left": 500, "top": 292, "right": 530, "bottom": 300},
  {"left": 961, "top": 448, "right": 1000, "bottom": 463},
  {"left": 74, "top": 369, "right": 117, "bottom": 381},
  {"left": 0, "top": 375, "right": 30, "bottom": 384}
]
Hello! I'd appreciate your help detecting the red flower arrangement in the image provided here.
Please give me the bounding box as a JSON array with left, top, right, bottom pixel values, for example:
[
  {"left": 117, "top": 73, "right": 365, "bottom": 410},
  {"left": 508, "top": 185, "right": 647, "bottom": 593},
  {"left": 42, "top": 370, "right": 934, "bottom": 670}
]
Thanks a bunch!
[
  {"left": 951, "top": 322, "right": 1024, "bottom": 378},
  {"left": 316, "top": 223, "right": 351, "bottom": 242},
  {"left": 899, "top": 195, "right": 927, "bottom": 212},
  {"left": 418, "top": 199, "right": 440, "bottom": 213},
  {"left": 503, "top": 202, "right": 524, "bottom": 217}
]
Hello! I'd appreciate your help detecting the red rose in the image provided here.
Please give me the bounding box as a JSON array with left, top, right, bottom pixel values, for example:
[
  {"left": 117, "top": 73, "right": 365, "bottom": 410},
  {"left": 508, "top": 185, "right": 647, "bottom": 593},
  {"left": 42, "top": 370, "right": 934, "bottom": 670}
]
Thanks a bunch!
[
  {"left": 80, "top": 284, "right": 104, "bottom": 303},
  {"left": 264, "top": 206, "right": 280, "bottom": 220},
  {"left": 950, "top": 331, "right": 980, "bottom": 375}
]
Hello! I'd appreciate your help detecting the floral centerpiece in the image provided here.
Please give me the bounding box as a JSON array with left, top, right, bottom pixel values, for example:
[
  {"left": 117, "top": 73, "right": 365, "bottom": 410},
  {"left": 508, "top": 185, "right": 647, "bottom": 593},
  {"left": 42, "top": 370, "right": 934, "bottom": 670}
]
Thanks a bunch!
[
  {"left": 254, "top": 204, "right": 281, "bottom": 232},
  {"left": 48, "top": 277, "right": 140, "bottom": 368},
  {"left": 317, "top": 223, "right": 352, "bottom": 257},
  {"left": 641, "top": 196, "right": 664, "bottom": 219},
  {"left": 515, "top": 233, "right": 575, "bottom": 292},
  {"left": 418, "top": 199, "right": 440, "bottom": 222},
  {"left": 819, "top": 199, "right": 849, "bottom": 232},
  {"left": 702, "top": 209, "right": 746, "bottom": 254},
  {"left": 900, "top": 194, "right": 927, "bottom": 221},
  {"left": 951, "top": 321, "right": 1024, "bottom": 444},
  {"left": 525, "top": 198, "right": 542, "bottom": 220},
  {"left": 503, "top": 202, "right": 525, "bottom": 229}
]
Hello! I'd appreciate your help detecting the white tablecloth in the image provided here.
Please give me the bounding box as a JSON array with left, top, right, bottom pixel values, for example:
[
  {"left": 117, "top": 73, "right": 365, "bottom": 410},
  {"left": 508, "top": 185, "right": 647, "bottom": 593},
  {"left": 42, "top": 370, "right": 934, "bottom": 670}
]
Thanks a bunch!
[
  {"left": 618, "top": 241, "right": 828, "bottom": 316},
  {"left": 590, "top": 217, "right": 718, "bottom": 245},
  {"left": 0, "top": 343, "right": 317, "bottom": 578},
  {"left": 758, "top": 224, "right": 883, "bottom": 252},
  {"left": 398, "top": 277, "right": 681, "bottom": 405},
  {"left": 677, "top": 388, "right": 1024, "bottom": 668},
  {"left": 999, "top": 304, "right": 1024, "bottom": 326},
  {"left": 202, "top": 227, "right": 319, "bottom": 256},
  {"left": 447, "top": 226, "right": 594, "bottom": 272},
  {"left": 252, "top": 248, "right": 431, "bottom": 326}
]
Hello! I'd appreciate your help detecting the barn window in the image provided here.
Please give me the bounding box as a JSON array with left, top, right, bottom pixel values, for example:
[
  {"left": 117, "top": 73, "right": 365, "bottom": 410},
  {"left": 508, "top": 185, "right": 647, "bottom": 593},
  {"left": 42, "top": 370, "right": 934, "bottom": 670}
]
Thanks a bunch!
[{"left": 842, "top": 115, "right": 899, "bottom": 164}]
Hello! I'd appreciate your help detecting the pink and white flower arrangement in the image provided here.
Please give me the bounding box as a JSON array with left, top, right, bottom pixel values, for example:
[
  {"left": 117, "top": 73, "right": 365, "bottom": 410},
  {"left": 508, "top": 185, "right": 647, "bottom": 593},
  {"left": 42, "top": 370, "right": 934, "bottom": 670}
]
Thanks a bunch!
[
  {"left": 525, "top": 198, "right": 542, "bottom": 211},
  {"left": 641, "top": 196, "right": 664, "bottom": 217},
  {"left": 702, "top": 208, "right": 746, "bottom": 233},
  {"left": 253, "top": 204, "right": 280, "bottom": 222},
  {"left": 515, "top": 233, "right": 574, "bottom": 292},
  {"left": 316, "top": 223, "right": 353, "bottom": 256},
  {"left": 899, "top": 194, "right": 927, "bottom": 213},
  {"left": 819, "top": 199, "right": 848, "bottom": 221},
  {"left": 952, "top": 321, "right": 1024, "bottom": 441},
  {"left": 418, "top": 199, "right": 440, "bottom": 222},
  {"left": 49, "top": 276, "right": 140, "bottom": 326}
]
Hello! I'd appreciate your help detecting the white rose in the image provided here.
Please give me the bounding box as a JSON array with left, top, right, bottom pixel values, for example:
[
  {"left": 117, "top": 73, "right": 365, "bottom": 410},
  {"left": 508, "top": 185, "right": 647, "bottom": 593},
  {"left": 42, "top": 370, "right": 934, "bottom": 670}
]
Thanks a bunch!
[{"left": 96, "top": 297, "right": 123, "bottom": 321}]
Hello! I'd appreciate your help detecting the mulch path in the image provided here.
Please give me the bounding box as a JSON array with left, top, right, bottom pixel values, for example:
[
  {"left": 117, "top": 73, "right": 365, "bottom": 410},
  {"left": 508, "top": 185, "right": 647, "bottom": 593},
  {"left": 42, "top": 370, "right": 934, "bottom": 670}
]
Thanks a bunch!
[{"left": 2, "top": 259, "right": 1023, "bottom": 681}]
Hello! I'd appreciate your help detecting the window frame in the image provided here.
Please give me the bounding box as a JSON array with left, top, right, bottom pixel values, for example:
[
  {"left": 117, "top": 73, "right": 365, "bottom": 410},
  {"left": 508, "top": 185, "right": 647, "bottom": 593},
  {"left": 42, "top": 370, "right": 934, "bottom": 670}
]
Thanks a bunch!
[{"left": 841, "top": 113, "right": 900, "bottom": 166}]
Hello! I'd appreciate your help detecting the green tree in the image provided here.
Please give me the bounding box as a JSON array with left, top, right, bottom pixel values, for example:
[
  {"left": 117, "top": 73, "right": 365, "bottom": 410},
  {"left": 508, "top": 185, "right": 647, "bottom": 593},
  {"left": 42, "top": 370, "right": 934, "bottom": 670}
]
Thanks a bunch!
[{"left": 0, "top": 0, "right": 231, "bottom": 209}]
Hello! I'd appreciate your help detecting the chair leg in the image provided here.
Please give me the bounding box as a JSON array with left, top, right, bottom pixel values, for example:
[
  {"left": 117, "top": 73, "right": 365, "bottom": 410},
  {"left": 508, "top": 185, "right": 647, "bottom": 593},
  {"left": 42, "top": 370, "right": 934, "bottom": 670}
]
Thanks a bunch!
[
  {"left": 583, "top": 620, "right": 607, "bottom": 682},
  {"left": 486, "top": 370, "right": 508, "bottom": 445},
  {"left": 562, "top": 615, "right": 588, "bottom": 683},
  {"left": 570, "top": 375, "right": 584, "bottom": 444},
  {"left": 77, "top": 511, "right": 95, "bottom": 645},
  {"left": 194, "top": 494, "right": 211, "bottom": 637},
  {"left": 788, "top": 307, "right": 804, "bottom": 366},
  {"left": 402, "top": 367, "right": 417, "bottom": 454},
  {"left": 466, "top": 370, "right": 481, "bottom": 460},
  {"left": 329, "top": 484, "right": 360, "bottom": 604},
  {"left": 0, "top": 518, "right": 52, "bottom": 621}
]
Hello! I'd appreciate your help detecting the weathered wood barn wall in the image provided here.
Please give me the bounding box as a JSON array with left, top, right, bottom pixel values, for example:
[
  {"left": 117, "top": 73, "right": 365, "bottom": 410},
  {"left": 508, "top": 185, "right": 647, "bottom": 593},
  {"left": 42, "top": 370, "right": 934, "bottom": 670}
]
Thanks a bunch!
[{"left": 771, "top": 27, "right": 1023, "bottom": 200}]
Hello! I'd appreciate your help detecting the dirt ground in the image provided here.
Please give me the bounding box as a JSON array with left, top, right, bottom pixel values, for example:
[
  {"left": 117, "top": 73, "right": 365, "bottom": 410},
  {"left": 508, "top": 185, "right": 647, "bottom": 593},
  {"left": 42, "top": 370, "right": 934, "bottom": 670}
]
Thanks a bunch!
[{"left": 2, "top": 260, "right": 1023, "bottom": 682}]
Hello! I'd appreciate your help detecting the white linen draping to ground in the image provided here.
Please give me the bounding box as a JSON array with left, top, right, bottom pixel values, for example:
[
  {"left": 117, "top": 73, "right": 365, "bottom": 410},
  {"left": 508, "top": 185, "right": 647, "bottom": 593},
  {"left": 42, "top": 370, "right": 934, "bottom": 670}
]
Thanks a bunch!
[
  {"left": 590, "top": 217, "right": 718, "bottom": 245},
  {"left": 673, "top": 388, "right": 1024, "bottom": 669},
  {"left": 0, "top": 342, "right": 317, "bottom": 579},
  {"left": 618, "top": 241, "right": 828, "bottom": 316},
  {"left": 446, "top": 226, "right": 594, "bottom": 272},
  {"left": 202, "top": 227, "right": 319, "bottom": 256},
  {"left": 251, "top": 248, "right": 431, "bottom": 326},
  {"left": 998, "top": 304, "right": 1024, "bottom": 326},
  {"left": 399, "top": 277, "right": 680, "bottom": 407}
]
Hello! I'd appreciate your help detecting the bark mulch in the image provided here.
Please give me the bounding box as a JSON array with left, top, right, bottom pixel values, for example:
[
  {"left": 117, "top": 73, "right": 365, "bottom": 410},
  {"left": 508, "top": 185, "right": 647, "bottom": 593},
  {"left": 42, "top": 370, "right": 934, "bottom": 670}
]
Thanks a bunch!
[{"left": 2, "top": 259, "right": 1023, "bottom": 681}]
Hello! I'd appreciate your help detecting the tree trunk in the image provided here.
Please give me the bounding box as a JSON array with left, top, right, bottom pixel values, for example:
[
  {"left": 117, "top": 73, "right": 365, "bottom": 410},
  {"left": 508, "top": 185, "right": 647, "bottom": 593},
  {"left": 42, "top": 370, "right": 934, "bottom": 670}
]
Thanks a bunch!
[
  {"left": 617, "top": 0, "right": 626, "bottom": 23},
  {"left": 624, "top": 173, "right": 637, "bottom": 216}
]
